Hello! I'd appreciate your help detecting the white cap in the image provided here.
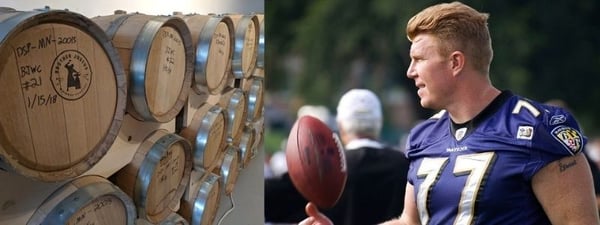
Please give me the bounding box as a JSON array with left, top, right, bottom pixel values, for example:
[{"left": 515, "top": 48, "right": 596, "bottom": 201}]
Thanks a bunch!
[
  {"left": 297, "top": 105, "right": 331, "bottom": 124},
  {"left": 336, "top": 89, "right": 382, "bottom": 136}
]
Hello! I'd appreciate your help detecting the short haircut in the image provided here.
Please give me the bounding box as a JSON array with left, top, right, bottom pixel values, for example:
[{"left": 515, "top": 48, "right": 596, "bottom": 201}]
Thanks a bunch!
[{"left": 407, "top": 1, "right": 493, "bottom": 74}]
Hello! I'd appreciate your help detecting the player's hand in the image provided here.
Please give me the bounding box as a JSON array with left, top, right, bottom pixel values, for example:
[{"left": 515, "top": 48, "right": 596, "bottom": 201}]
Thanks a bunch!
[{"left": 298, "top": 202, "right": 333, "bottom": 225}]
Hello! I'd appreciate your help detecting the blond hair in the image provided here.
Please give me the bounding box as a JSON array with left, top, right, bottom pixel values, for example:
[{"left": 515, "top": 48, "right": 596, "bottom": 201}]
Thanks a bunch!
[{"left": 407, "top": 1, "right": 493, "bottom": 74}]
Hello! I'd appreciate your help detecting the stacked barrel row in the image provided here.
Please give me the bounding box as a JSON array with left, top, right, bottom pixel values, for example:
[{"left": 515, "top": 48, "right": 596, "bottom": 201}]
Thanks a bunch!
[
  {"left": 176, "top": 12, "right": 264, "bottom": 225},
  {"left": 0, "top": 7, "right": 264, "bottom": 225}
]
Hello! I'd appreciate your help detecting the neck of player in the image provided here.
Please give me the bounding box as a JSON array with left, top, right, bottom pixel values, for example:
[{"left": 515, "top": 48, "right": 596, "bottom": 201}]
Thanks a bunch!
[{"left": 447, "top": 74, "right": 501, "bottom": 124}]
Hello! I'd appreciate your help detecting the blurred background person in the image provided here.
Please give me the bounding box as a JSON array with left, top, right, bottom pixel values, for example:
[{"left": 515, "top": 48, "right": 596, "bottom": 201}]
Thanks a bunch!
[{"left": 323, "top": 89, "right": 409, "bottom": 225}]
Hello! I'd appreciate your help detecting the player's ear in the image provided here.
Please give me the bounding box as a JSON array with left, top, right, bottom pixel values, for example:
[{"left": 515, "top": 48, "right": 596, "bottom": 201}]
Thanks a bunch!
[{"left": 450, "top": 51, "right": 465, "bottom": 76}]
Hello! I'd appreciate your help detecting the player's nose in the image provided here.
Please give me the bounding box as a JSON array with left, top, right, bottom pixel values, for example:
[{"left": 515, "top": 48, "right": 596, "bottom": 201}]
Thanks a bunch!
[{"left": 407, "top": 61, "right": 417, "bottom": 79}]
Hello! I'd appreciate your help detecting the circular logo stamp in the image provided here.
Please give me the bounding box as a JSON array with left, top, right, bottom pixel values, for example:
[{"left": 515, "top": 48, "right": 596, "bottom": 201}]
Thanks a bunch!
[{"left": 51, "top": 50, "right": 92, "bottom": 100}]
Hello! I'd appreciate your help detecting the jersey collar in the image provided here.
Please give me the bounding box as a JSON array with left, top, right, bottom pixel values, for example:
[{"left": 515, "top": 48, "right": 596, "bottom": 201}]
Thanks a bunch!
[{"left": 450, "top": 90, "right": 513, "bottom": 141}]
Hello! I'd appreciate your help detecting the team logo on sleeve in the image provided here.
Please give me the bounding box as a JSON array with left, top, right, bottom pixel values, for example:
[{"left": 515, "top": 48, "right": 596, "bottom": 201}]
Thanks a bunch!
[
  {"left": 550, "top": 115, "right": 567, "bottom": 125},
  {"left": 517, "top": 126, "right": 534, "bottom": 140},
  {"left": 551, "top": 126, "right": 583, "bottom": 154}
]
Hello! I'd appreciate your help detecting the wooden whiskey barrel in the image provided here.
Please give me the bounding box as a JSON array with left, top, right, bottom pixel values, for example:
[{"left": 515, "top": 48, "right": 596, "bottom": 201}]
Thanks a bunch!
[
  {"left": 242, "top": 74, "right": 264, "bottom": 122},
  {"left": 179, "top": 14, "right": 234, "bottom": 96},
  {"left": 228, "top": 14, "right": 259, "bottom": 79},
  {"left": 180, "top": 172, "right": 222, "bottom": 225},
  {"left": 0, "top": 9, "right": 126, "bottom": 182},
  {"left": 220, "top": 145, "right": 240, "bottom": 195},
  {"left": 113, "top": 129, "right": 192, "bottom": 223},
  {"left": 256, "top": 13, "right": 264, "bottom": 69},
  {"left": 92, "top": 13, "right": 193, "bottom": 122},
  {"left": 179, "top": 103, "right": 227, "bottom": 170},
  {"left": 27, "top": 175, "right": 136, "bottom": 225},
  {"left": 238, "top": 126, "right": 256, "bottom": 169},
  {"left": 218, "top": 87, "right": 247, "bottom": 145}
]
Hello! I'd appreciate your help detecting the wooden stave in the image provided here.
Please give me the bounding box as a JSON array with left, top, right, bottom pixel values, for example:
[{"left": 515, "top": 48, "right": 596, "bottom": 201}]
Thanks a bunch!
[
  {"left": 113, "top": 129, "right": 193, "bottom": 223},
  {"left": 220, "top": 145, "right": 240, "bottom": 195},
  {"left": 179, "top": 102, "right": 227, "bottom": 171},
  {"left": 92, "top": 14, "right": 194, "bottom": 123},
  {"left": 130, "top": 15, "right": 193, "bottom": 123},
  {"left": 238, "top": 125, "right": 256, "bottom": 169},
  {"left": 244, "top": 75, "right": 264, "bottom": 123},
  {"left": 229, "top": 14, "right": 259, "bottom": 79},
  {"left": 138, "top": 130, "right": 192, "bottom": 223},
  {"left": 219, "top": 87, "right": 247, "bottom": 145},
  {"left": 179, "top": 172, "right": 221, "bottom": 225},
  {"left": 0, "top": 9, "right": 127, "bottom": 182},
  {"left": 194, "top": 172, "right": 221, "bottom": 225},
  {"left": 256, "top": 14, "right": 264, "bottom": 69},
  {"left": 27, "top": 175, "right": 136, "bottom": 225},
  {"left": 182, "top": 14, "right": 234, "bottom": 96}
]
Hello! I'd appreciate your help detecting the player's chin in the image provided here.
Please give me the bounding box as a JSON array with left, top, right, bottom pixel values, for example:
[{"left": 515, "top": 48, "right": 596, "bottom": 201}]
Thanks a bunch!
[
  {"left": 418, "top": 95, "right": 432, "bottom": 108},
  {"left": 420, "top": 101, "right": 431, "bottom": 109},
  {"left": 418, "top": 91, "right": 439, "bottom": 108},
  {"left": 421, "top": 100, "right": 445, "bottom": 111}
]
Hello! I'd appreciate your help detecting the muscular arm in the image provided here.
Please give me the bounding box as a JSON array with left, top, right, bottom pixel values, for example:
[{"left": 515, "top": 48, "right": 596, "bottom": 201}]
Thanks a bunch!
[
  {"left": 532, "top": 153, "right": 600, "bottom": 225},
  {"left": 379, "top": 183, "right": 421, "bottom": 225}
]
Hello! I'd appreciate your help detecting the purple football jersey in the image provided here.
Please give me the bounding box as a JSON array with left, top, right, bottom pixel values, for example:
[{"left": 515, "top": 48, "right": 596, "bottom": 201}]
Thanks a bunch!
[{"left": 406, "top": 91, "right": 586, "bottom": 225}]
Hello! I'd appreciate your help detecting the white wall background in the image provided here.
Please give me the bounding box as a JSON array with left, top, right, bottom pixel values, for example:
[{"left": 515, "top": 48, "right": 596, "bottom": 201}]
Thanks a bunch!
[{"left": 2, "top": 0, "right": 263, "bottom": 17}]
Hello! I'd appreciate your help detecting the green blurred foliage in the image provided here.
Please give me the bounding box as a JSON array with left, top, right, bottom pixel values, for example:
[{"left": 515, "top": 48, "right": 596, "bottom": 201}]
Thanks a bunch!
[
  {"left": 264, "top": 128, "right": 287, "bottom": 155},
  {"left": 265, "top": 0, "right": 600, "bottom": 133}
]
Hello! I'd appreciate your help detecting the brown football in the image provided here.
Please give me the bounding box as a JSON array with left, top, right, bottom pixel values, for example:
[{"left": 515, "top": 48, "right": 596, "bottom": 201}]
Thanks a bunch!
[{"left": 285, "top": 115, "right": 347, "bottom": 209}]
